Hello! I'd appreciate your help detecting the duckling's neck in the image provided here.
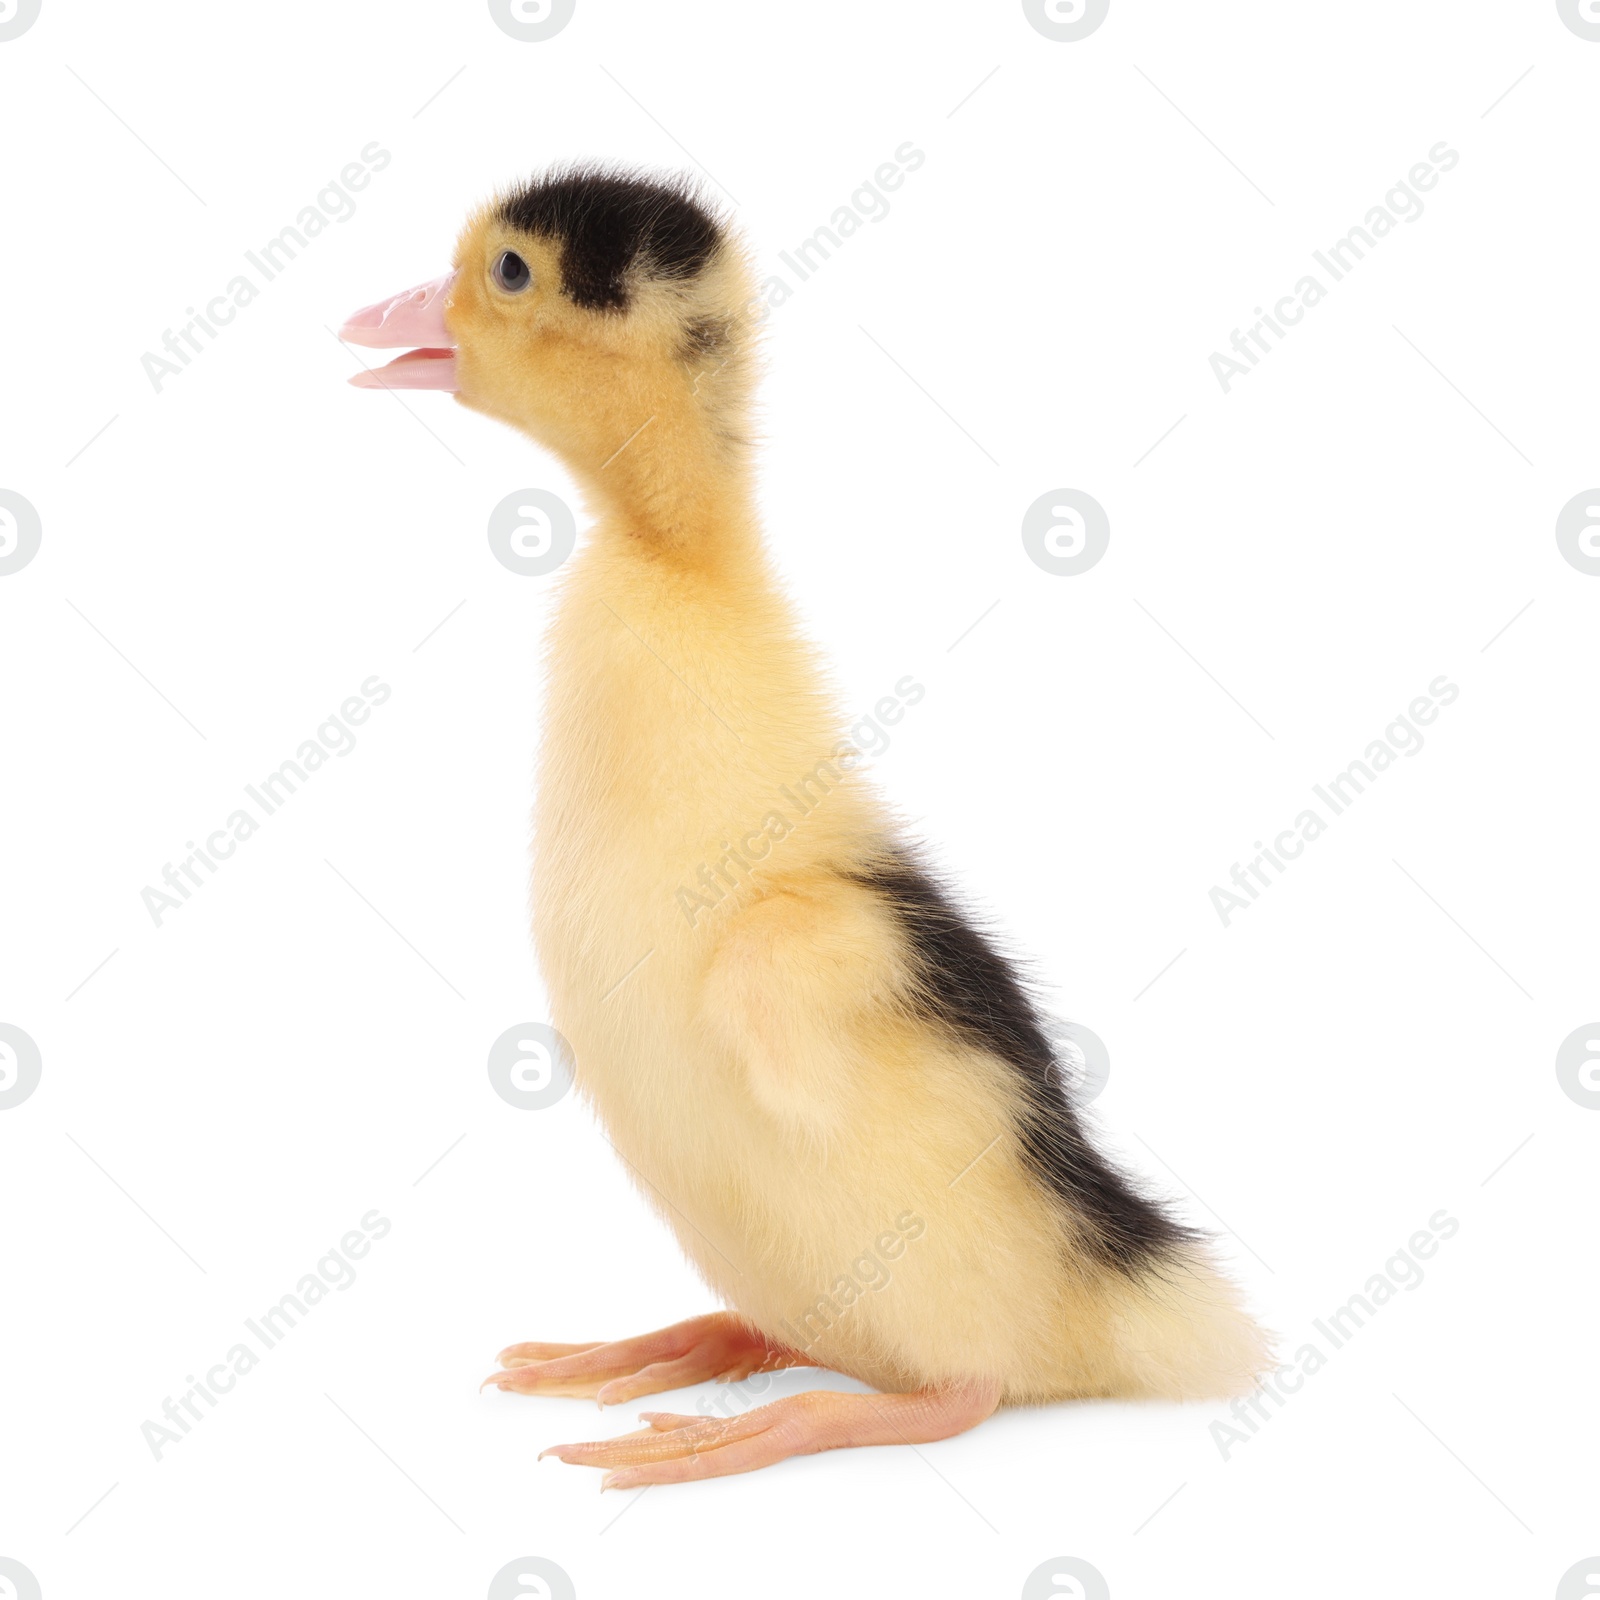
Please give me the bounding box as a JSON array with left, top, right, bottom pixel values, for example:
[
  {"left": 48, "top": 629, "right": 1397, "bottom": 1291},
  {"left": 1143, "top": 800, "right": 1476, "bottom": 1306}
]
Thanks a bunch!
[{"left": 567, "top": 409, "right": 760, "bottom": 569}]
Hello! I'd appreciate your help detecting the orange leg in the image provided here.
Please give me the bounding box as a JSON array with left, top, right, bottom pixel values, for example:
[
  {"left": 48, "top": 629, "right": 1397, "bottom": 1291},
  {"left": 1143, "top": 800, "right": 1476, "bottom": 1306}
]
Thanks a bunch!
[
  {"left": 481, "top": 1310, "right": 811, "bottom": 1407},
  {"left": 540, "top": 1380, "right": 1002, "bottom": 1488}
]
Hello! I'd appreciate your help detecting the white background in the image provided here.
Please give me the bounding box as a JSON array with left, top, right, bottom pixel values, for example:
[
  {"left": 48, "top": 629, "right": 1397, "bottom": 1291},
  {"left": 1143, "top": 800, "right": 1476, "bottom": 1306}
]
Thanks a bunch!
[{"left": 2, "top": 2, "right": 1596, "bottom": 1597}]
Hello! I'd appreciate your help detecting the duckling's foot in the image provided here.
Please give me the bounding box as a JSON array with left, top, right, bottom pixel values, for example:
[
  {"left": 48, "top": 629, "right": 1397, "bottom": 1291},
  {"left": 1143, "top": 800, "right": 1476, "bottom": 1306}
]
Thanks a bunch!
[
  {"left": 481, "top": 1311, "right": 809, "bottom": 1405},
  {"left": 541, "top": 1379, "right": 1002, "bottom": 1487}
]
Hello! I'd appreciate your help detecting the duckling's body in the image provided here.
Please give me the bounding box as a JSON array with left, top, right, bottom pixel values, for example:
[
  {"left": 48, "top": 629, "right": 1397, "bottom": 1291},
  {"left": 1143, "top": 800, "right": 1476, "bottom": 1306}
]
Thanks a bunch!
[
  {"left": 536, "top": 511, "right": 1261, "bottom": 1408},
  {"left": 342, "top": 168, "right": 1267, "bottom": 1482}
]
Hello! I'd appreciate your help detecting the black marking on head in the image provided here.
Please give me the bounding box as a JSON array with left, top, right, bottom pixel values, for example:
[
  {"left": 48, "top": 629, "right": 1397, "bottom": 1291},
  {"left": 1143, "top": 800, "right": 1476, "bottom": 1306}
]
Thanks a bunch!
[
  {"left": 497, "top": 166, "right": 722, "bottom": 312},
  {"left": 682, "top": 316, "right": 730, "bottom": 361},
  {"left": 852, "top": 848, "right": 1196, "bottom": 1275}
]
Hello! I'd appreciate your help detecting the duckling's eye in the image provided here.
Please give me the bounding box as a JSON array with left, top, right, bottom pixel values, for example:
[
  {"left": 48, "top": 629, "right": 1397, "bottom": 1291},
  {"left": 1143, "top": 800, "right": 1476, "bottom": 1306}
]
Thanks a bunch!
[{"left": 492, "top": 250, "right": 532, "bottom": 293}]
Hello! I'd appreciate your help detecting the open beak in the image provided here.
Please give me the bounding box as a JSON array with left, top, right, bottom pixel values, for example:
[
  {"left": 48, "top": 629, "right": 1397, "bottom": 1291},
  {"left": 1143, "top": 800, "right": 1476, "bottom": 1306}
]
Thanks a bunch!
[{"left": 339, "top": 270, "right": 459, "bottom": 390}]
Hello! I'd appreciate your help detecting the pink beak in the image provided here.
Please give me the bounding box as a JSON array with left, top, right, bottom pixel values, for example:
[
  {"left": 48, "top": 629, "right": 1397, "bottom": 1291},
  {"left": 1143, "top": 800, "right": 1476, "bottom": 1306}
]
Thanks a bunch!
[{"left": 339, "top": 270, "right": 459, "bottom": 390}]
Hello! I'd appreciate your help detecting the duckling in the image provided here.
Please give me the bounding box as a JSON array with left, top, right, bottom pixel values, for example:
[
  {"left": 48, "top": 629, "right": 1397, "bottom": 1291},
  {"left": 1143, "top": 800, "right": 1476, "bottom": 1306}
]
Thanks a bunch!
[{"left": 341, "top": 167, "right": 1270, "bottom": 1488}]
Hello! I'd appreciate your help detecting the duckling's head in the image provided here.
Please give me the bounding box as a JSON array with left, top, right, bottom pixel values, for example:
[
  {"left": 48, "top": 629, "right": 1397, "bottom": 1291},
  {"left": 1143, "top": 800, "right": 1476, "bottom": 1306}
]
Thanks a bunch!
[{"left": 342, "top": 167, "right": 757, "bottom": 534}]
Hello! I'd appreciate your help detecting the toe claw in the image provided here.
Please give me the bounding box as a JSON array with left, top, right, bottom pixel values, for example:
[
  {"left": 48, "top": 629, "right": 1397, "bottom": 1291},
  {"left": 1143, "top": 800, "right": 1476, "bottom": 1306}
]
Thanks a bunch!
[{"left": 592, "top": 1377, "right": 628, "bottom": 1408}]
